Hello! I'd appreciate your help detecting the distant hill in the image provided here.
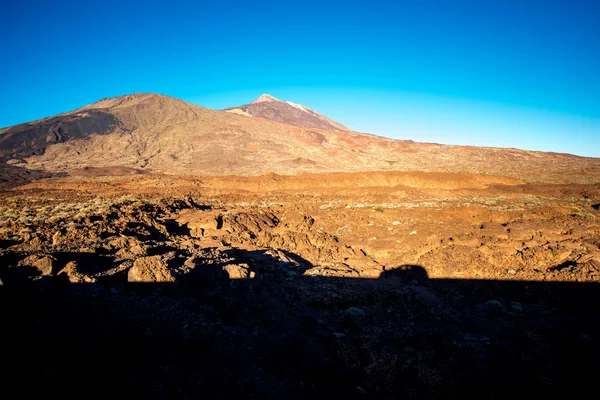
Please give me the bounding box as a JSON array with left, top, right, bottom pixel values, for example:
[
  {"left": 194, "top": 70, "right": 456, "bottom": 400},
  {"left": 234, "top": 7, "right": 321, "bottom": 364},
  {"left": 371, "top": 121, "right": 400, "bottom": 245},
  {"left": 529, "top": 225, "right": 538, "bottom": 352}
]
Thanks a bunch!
[{"left": 1, "top": 93, "right": 599, "bottom": 182}]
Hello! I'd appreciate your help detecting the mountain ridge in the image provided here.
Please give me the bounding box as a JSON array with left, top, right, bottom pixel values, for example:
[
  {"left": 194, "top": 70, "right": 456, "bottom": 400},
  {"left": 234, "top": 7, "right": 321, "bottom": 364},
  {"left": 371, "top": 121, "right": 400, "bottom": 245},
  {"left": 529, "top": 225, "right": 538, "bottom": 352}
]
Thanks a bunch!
[{"left": 1, "top": 93, "right": 599, "bottom": 184}]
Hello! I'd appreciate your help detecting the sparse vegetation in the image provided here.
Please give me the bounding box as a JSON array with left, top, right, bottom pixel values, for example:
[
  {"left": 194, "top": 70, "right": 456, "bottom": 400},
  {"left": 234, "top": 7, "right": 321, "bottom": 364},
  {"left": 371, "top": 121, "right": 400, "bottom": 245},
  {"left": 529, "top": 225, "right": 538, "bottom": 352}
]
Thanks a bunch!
[{"left": 585, "top": 213, "right": 596, "bottom": 222}]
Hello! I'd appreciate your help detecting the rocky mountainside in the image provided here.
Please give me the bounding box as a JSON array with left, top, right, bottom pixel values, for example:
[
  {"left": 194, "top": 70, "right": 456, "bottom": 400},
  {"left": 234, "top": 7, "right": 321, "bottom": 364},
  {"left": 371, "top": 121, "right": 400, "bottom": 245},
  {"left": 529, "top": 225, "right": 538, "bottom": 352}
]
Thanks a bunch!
[
  {"left": 225, "top": 94, "right": 351, "bottom": 131},
  {"left": 1, "top": 93, "right": 599, "bottom": 182}
]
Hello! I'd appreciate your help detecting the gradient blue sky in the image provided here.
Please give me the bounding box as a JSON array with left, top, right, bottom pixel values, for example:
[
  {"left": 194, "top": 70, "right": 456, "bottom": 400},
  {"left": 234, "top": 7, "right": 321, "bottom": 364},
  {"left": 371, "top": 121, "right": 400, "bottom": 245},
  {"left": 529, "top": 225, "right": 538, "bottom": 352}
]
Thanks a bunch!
[{"left": 1, "top": 0, "right": 599, "bottom": 156}]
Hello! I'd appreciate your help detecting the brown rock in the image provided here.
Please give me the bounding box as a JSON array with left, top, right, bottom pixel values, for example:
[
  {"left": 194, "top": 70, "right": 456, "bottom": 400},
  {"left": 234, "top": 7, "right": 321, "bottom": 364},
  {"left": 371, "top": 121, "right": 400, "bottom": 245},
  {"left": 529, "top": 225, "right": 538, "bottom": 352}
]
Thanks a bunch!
[
  {"left": 106, "top": 236, "right": 130, "bottom": 250},
  {"left": 52, "top": 231, "right": 65, "bottom": 246},
  {"left": 28, "top": 236, "right": 43, "bottom": 250},
  {"left": 222, "top": 263, "right": 254, "bottom": 279},
  {"left": 58, "top": 261, "right": 96, "bottom": 283},
  {"left": 130, "top": 244, "right": 146, "bottom": 256},
  {"left": 177, "top": 210, "right": 225, "bottom": 238},
  {"left": 18, "top": 254, "right": 55, "bottom": 276},
  {"left": 115, "top": 244, "right": 147, "bottom": 260},
  {"left": 128, "top": 256, "right": 176, "bottom": 283}
]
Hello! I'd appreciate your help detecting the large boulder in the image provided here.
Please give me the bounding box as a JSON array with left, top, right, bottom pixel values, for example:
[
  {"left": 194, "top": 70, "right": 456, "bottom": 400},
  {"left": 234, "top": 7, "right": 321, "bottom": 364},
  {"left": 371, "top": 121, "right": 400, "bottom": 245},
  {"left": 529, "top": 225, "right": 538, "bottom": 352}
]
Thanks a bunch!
[
  {"left": 57, "top": 261, "right": 96, "bottom": 283},
  {"left": 18, "top": 254, "right": 55, "bottom": 276},
  {"left": 128, "top": 256, "right": 176, "bottom": 283},
  {"left": 222, "top": 263, "right": 255, "bottom": 279},
  {"left": 176, "top": 210, "right": 226, "bottom": 238}
]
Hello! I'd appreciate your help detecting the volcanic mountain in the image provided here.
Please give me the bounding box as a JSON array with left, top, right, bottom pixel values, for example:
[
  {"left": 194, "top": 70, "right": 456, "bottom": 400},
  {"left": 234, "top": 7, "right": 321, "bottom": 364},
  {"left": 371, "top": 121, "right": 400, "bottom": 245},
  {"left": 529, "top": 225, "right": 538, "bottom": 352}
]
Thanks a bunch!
[
  {"left": 225, "top": 94, "right": 351, "bottom": 131},
  {"left": 1, "top": 93, "right": 599, "bottom": 182}
]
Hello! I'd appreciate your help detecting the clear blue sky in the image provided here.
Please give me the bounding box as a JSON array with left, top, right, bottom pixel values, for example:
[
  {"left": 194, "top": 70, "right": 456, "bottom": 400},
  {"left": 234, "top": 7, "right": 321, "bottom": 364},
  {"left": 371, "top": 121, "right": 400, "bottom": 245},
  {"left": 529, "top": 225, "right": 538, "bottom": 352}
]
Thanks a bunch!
[{"left": 1, "top": 0, "right": 599, "bottom": 157}]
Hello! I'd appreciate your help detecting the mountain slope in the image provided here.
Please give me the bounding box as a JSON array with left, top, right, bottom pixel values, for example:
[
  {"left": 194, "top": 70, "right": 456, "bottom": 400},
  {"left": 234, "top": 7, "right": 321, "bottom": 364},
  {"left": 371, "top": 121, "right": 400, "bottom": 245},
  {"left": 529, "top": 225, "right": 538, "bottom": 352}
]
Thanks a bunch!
[
  {"left": 1, "top": 93, "right": 599, "bottom": 182},
  {"left": 0, "top": 110, "right": 120, "bottom": 159},
  {"left": 225, "top": 94, "right": 351, "bottom": 131}
]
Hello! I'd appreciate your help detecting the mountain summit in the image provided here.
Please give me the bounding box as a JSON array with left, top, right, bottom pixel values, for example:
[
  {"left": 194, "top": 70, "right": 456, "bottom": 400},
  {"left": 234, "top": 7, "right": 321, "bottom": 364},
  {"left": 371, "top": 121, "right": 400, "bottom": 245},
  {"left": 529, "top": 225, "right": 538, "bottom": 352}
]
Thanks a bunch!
[
  {"left": 251, "top": 94, "right": 279, "bottom": 104},
  {"left": 226, "top": 94, "right": 351, "bottom": 131}
]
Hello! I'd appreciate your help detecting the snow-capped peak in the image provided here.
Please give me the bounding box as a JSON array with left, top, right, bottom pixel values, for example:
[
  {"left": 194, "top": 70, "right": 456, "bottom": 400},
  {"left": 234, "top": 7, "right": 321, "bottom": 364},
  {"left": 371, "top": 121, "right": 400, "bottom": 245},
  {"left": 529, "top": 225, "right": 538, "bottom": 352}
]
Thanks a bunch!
[{"left": 251, "top": 94, "right": 279, "bottom": 104}]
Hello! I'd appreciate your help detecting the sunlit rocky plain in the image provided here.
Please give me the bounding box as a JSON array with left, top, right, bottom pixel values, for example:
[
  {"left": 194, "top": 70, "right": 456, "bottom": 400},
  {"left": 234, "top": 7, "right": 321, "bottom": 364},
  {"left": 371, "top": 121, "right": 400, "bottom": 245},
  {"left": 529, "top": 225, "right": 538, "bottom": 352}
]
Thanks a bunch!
[
  {"left": 4, "top": 170, "right": 600, "bottom": 282},
  {"left": 1, "top": 93, "right": 600, "bottom": 398}
]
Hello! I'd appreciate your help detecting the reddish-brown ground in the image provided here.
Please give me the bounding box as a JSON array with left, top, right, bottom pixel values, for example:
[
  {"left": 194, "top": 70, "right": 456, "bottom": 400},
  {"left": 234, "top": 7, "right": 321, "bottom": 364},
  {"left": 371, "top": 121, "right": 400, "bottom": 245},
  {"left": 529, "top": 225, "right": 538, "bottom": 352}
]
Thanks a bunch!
[
  {"left": 8, "top": 171, "right": 599, "bottom": 281},
  {"left": 1, "top": 170, "right": 599, "bottom": 398}
]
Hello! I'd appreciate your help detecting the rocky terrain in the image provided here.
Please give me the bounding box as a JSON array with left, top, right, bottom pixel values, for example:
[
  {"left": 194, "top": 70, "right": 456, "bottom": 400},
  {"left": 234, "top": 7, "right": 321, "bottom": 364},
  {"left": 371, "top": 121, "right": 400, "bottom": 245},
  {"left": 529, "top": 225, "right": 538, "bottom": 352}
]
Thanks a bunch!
[
  {"left": 1, "top": 171, "right": 599, "bottom": 398},
  {"left": 1, "top": 93, "right": 600, "bottom": 398}
]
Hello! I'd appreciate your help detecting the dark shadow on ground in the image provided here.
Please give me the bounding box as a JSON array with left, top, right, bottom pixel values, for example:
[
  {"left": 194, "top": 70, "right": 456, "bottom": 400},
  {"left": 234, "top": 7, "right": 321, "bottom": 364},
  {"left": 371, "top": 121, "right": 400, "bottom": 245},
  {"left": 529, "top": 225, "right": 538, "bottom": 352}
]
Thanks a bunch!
[
  {"left": 1, "top": 250, "right": 599, "bottom": 399},
  {"left": 380, "top": 264, "right": 428, "bottom": 283},
  {"left": 0, "top": 162, "right": 66, "bottom": 189}
]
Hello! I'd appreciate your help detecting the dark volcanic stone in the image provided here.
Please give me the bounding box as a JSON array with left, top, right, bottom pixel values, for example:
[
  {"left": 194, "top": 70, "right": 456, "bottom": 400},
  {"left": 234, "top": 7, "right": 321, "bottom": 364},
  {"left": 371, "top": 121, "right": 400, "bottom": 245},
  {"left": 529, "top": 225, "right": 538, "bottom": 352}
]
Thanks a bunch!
[{"left": 0, "top": 110, "right": 119, "bottom": 159}]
